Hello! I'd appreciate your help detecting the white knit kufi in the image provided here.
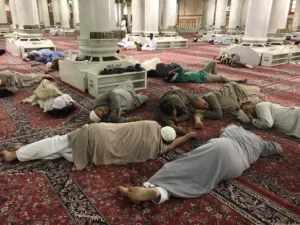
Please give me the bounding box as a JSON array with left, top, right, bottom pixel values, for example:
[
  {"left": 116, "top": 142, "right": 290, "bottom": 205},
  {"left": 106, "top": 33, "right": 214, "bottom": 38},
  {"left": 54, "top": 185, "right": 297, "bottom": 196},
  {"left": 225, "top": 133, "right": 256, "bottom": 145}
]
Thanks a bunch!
[
  {"left": 89, "top": 110, "right": 101, "bottom": 122},
  {"left": 46, "top": 62, "right": 53, "bottom": 70},
  {"left": 161, "top": 126, "right": 176, "bottom": 142}
]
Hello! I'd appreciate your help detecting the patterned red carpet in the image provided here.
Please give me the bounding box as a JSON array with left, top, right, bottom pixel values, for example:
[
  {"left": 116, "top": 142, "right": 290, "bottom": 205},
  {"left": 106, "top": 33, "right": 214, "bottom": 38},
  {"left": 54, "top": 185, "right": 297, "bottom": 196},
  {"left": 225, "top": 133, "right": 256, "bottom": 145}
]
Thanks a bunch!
[{"left": 0, "top": 35, "right": 300, "bottom": 224}]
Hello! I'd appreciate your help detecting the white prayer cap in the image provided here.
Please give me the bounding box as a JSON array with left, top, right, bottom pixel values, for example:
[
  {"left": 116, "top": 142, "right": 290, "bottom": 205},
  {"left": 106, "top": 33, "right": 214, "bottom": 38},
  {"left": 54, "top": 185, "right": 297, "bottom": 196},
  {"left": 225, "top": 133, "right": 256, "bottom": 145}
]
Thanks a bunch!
[
  {"left": 89, "top": 110, "right": 101, "bottom": 122},
  {"left": 52, "top": 94, "right": 75, "bottom": 109},
  {"left": 161, "top": 126, "right": 176, "bottom": 142},
  {"left": 46, "top": 62, "right": 53, "bottom": 70},
  {"left": 23, "top": 53, "right": 28, "bottom": 59}
]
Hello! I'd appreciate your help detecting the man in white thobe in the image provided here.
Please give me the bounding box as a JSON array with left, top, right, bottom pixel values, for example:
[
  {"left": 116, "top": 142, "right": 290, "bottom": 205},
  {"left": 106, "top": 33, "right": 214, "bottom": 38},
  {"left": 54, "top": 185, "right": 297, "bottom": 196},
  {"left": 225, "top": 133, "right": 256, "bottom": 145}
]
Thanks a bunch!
[
  {"left": 142, "top": 33, "right": 157, "bottom": 51},
  {"left": 238, "top": 101, "right": 300, "bottom": 138}
]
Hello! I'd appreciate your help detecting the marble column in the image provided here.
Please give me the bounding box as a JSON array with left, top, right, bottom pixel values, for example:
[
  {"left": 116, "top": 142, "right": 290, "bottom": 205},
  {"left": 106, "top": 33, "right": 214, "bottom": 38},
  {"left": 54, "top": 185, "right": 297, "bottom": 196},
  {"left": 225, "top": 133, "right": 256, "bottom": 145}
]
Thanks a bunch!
[
  {"left": 144, "top": 0, "right": 159, "bottom": 35},
  {"left": 52, "top": 0, "right": 61, "bottom": 26},
  {"left": 38, "top": 0, "right": 50, "bottom": 26},
  {"left": 240, "top": 0, "right": 249, "bottom": 30},
  {"left": 161, "top": 0, "right": 177, "bottom": 29},
  {"left": 201, "top": 0, "right": 208, "bottom": 29},
  {"left": 227, "top": 0, "right": 243, "bottom": 32},
  {"left": 268, "top": 0, "right": 290, "bottom": 33},
  {"left": 9, "top": 0, "right": 18, "bottom": 28},
  {"left": 127, "top": 5, "right": 132, "bottom": 25},
  {"left": 292, "top": 0, "right": 300, "bottom": 31},
  {"left": 242, "top": 0, "right": 274, "bottom": 44},
  {"left": 59, "top": 0, "right": 70, "bottom": 29},
  {"left": 72, "top": 0, "right": 80, "bottom": 27},
  {"left": 78, "top": 0, "right": 117, "bottom": 56},
  {"left": 131, "top": 0, "right": 145, "bottom": 35},
  {"left": 110, "top": 0, "right": 117, "bottom": 29},
  {"left": 206, "top": 0, "right": 216, "bottom": 29},
  {"left": 214, "top": 0, "right": 228, "bottom": 32},
  {"left": 0, "top": 0, "right": 7, "bottom": 24},
  {"left": 17, "top": 0, "right": 40, "bottom": 29}
]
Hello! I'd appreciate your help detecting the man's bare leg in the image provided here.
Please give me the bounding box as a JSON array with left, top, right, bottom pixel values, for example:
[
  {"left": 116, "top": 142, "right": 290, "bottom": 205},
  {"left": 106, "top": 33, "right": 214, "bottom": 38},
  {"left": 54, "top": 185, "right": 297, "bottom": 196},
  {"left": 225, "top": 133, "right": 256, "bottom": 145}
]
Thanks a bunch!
[
  {"left": 118, "top": 186, "right": 160, "bottom": 203},
  {"left": 1, "top": 150, "right": 17, "bottom": 162}
]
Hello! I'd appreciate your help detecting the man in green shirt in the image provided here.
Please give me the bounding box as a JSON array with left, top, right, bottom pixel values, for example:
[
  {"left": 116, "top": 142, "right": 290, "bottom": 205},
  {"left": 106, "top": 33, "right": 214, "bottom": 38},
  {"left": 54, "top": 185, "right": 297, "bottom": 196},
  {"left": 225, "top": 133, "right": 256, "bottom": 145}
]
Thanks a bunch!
[{"left": 166, "top": 61, "right": 247, "bottom": 84}]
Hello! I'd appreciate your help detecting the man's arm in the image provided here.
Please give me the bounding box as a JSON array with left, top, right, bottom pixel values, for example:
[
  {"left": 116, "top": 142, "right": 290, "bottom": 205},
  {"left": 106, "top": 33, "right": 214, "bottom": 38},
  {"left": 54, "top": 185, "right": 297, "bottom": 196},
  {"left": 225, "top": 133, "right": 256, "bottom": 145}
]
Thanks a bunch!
[
  {"left": 252, "top": 103, "right": 274, "bottom": 129},
  {"left": 197, "top": 93, "right": 223, "bottom": 120},
  {"left": 168, "top": 132, "right": 197, "bottom": 151}
]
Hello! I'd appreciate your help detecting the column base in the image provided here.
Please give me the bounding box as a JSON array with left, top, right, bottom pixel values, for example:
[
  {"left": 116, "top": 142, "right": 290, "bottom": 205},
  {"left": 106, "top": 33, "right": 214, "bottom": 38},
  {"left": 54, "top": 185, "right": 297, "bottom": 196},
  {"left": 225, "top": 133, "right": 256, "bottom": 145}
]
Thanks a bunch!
[
  {"left": 241, "top": 37, "right": 268, "bottom": 44},
  {"left": 214, "top": 28, "right": 225, "bottom": 34},
  {"left": 79, "top": 38, "right": 118, "bottom": 57},
  {"left": 226, "top": 28, "right": 241, "bottom": 34},
  {"left": 143, "top": 31, "right": 159, "bottom": 37},
  {"left": 131, "top": 31, "right": 144, "bottom": 36}
]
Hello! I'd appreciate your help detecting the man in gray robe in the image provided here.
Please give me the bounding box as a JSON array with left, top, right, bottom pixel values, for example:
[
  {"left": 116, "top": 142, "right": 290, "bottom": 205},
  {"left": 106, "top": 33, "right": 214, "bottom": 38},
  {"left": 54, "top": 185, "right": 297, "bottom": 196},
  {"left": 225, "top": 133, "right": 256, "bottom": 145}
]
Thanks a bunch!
[
  {"left": 238, "top": 101, "right": 300, "bottom": 138},
  {"left": 1, "top": 121, "right": 197, "bottom": 170},
  {"left": 89, "top": 80, "right": 148, "bottom": 123},
  {"left": 0, "top": 70, "right": 53, "bottom": 95},
  {"left": 192, "top": 82, "right": 260, "bottom": 130},
  {"left": 118, "top": 125, "right": 282, "bottom": 204}
]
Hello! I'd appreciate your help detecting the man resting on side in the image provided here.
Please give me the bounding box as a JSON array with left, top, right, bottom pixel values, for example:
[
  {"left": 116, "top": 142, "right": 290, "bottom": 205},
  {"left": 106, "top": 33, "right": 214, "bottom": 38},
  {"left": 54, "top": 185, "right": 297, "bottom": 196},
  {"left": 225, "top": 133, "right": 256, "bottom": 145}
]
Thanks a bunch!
[
  {"left": 238, "top": 101, "right": 300, "bottom": 138},
  {"left": 1, "top": 121, "right": 197, "bottom": 170},
  {"left": 118, "top": 125, "right": 282, "bottom": 204},
  {"left": 89, "top": 80, "right": 148, "bottom": 123}
]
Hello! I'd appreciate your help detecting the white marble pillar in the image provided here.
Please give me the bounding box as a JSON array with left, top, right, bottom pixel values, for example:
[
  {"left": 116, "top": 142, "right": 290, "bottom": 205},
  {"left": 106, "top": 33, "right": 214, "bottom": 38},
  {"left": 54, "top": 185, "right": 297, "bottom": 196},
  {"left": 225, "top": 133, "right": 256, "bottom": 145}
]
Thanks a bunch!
[
  {"left": 292, "top": 0, "right": 300, "bottom": 31},
  {"left": 206, "top": 0, "right": 216, "bottom": 29},
  {"left": 144, "top": 0, "right": 159, "bottom": 35},
  {"left": 131, "top": 0, "right": 145, "bottom": 35},
  {"left": 127, "top": 5, "right": 132, "bottom": 25},
  {"left": 38, "top": 0, "right": 50, "bottom": 26},
  {"left": 59, "top": 0, "right": 70, "bottom": 28},
  {"left": 115, "top": 3, "right": 120, "bottom": 26},
  {"left": 37, "top": 0, "right": 44, "bottom": 24},
  {"left": 240, "top": 0, "right": 249, "bottom": 30},
  {"left": 79, "top": 0, "right": 117, "bottom": 56},
  {"left": 110, "top": 0, "right": 117, "bottom": 29},
  {"left": 242, "top": 0, "right": 274, "bottom": 44},
  {"left": 214, "top": 0, "right": 228, "bottom": 32},
  {"left": 227, "top": 0, "right": 243, "bottom": 32},
  {"left": 201, "top": 0, "right": 208, "bottom": 29},
  {"left": 0, "top": 0, "right": 7, "bottom": 24},
  {"left": 268, "top": 0, "right": 290, "bottom": 33},
  {"left": 17, "top": 0, "right": 40, "bottom": 29},
  {"left": 9, "top": 0, "right": 18, "bottom": 28},
  {"left": 72, "top": 0, "right": 80, "bottom": 26},
  {"left": 52, "top": 0, "right": 61, "bottom": 26},
  {"left": 161, "top": 0, "right": 177, "bottom": 29}
]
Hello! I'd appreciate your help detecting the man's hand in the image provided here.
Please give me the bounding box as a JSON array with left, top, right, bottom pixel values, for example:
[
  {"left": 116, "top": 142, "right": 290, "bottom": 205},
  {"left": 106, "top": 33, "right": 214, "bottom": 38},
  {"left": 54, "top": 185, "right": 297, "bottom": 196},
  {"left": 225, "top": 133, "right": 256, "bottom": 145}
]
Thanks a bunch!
[
  {"left": 247, "top": 113, "right": 253, "bottom": 120},
  {"left": 236, "top": 102, "right": 242, "bottom": 111},
  {"left": 171, "top": 124, "right": 186, "bottom": 135},
  {"left": 195, "top": 121, "right": 204, "bottom": 130},
  {"left": 128, "top": 117, "right": 141, "bottom": 122}
]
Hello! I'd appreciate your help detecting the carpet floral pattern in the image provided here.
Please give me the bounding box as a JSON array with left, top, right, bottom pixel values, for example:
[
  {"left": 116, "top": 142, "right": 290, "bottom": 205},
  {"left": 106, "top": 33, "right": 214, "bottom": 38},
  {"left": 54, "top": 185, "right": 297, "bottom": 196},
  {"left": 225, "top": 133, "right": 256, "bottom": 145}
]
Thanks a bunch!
[{"left": 0, "top": 35, "right": 300, "bottom": 224}]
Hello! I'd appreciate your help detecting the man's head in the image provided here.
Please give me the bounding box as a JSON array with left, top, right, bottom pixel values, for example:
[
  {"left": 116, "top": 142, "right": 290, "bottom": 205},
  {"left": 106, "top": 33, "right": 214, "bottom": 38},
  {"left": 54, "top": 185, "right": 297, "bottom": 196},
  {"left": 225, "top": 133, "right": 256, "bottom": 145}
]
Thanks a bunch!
[
  {"left": 161, "top": 126, "right": 176, "bottom": 143},
  {"left": 36, "top": 56, "right": 45, "bottom": 62},
  {"left": 192, "top": 97, "right": 209, "bottom": 110},
  {"left": 90, "top": 105, "right": 110, "bottom": 122},
  {"left": 150, "top": 33, "right": 154, "bottom": 40},
  {"left": 241, "top": 101, "right": 256, "bottom": 116},
  {"left": 160, "top": 100, "right": 176, "bottom": 116}
]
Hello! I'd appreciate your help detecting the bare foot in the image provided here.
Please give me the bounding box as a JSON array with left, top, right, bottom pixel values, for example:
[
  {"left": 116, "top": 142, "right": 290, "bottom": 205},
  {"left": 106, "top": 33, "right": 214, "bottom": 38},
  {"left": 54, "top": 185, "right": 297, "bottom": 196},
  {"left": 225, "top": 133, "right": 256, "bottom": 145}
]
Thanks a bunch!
[
  {"left": 2, "top": 150, "right": 17, "bottom": 162},
  {"left": 237, "top": 79, "right": 247, "bottom": 84},
  {"left": 194, "top": 121, "right": 204, "bottom": 130},
  {"left": 246, "top": 65, "right": 254, "bottom": 69},
  {"left": 118, "top": 186, "right": 160, "bottom": 203}
]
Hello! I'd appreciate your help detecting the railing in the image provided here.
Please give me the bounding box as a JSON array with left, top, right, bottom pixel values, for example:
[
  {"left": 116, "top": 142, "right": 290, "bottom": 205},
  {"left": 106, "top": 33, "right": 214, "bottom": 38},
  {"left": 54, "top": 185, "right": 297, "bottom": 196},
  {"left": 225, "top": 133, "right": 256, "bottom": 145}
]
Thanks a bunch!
[{"left": 177, "top": 17, "right": 201, "bottom": 32}]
